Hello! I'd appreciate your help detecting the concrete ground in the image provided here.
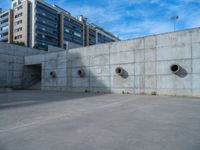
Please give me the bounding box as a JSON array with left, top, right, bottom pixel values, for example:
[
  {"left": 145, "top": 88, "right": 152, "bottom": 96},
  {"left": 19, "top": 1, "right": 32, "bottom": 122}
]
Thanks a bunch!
[{"left": 0, "top": 91, "right": 200, "bottom": 150}]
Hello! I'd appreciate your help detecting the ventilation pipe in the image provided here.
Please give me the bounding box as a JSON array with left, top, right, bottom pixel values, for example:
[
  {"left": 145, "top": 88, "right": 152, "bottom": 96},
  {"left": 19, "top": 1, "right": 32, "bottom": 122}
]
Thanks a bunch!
[
  {"left": 170, "top": 64, "right": 181, "bottom": 74},
  {"left": 77, "top": 69, "right": 85, "bottom": 77},
  {"left": 115, "top": 67, "right": 124, "bottom": 76},
  {"left": 50, "top": 71, "right": 56, "bottom": 78}
]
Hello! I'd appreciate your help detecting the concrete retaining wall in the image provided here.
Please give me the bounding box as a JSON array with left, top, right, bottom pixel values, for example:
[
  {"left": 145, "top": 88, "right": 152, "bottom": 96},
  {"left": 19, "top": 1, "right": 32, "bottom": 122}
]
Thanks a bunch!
[
  {"left": 66, "top": 28, "right": 200, "bottom": 97},
  {"left": 21, "top": 28, "right": 200, "bottom": 97},
  {"left": 0, "top": 42, "right": 45, "bottom": 89}
]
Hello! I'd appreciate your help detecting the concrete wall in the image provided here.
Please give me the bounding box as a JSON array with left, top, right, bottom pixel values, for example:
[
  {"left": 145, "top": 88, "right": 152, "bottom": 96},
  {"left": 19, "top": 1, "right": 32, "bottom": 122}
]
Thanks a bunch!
[
  {"left": 0, "top": 42, "right": 45, "bottom": 89},
  {"left": 24, "top": 27, "right": 200, "bottom": 97},
  {"left": 67, "top": 27, "right": 200, "bottom": 97}
]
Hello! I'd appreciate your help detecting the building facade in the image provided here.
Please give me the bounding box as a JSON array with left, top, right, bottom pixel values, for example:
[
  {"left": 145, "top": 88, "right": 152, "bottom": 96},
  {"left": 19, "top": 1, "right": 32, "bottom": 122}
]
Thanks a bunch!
[
  {"left": 0, "top": 9, "right": 13, "bottom": 43},
  {"left": 31, "top": 0, "right": 60, "bottom": 50},
  {"left": 1, "top": 0, "right": 120, "bottom": 50},
  {"left": 13, "top": 0, "right": 29, "bottom": 46},
  {"left": 86, "top": 23, "right": 119, "bottom": 46}
]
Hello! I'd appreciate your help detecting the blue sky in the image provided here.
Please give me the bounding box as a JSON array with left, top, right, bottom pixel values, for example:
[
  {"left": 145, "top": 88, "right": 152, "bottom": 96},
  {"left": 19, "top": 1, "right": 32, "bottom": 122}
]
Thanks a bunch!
[{"left": 1, "top": 0, "right": 200, "bottom": 40}]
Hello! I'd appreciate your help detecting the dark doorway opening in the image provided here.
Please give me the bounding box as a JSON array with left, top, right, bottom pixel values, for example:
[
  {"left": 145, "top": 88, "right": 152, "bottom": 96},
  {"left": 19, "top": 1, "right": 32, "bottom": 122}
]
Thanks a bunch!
[{"left": 23, "top": 64, "right": 42, "bottom": 90}]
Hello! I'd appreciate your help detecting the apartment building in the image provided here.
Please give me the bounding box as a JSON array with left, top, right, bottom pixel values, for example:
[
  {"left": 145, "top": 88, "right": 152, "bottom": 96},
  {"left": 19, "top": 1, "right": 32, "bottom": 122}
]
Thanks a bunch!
[
  {"left": 86, "top": 23, "right": 119, "bottom": 46},
  {"left": 57, "top": 7, "right": 84, "bottom": 49},
  {"left": 0, "top": 9, "right": 13, "bottom": 43},
  {"left": 13, "top": 0, "right": 29, "bottom": 46},
  {"left": 29, "top": 0, "right": 60, "bottom": 50},
  {"left": 1, "top": 0, "right": 119, "bottom": 50}
]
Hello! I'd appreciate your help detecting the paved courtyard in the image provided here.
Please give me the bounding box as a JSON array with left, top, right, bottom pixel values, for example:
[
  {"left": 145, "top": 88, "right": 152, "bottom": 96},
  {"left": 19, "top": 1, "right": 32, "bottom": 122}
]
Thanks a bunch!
[{"left": 0, "top": 90, "right": 200, "bottom": 150}]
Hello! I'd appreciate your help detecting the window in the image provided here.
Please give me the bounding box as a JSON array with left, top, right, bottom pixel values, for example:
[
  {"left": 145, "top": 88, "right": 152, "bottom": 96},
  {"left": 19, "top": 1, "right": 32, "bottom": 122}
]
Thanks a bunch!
[
  {"left": 1, "top": 26, "right": 8, "bottom": 31},
  {"left": 65, "top": 28, "right": 69, "bottom": 33},
  {"left": 0, "top": 12, "right": 9, "bottom": 18},
  {"left": 14, "top": 35, "right": 22, "bottom": 39},
  {"left": 14, "top": 27, "right": 22, "bottom": 32},
  {"left": 0, "top": 19, "right": 8, "bottom": 24},
  {"left": 17, "top": 5, "right": 23, "bottom": 10},
  {"left": 14, "top": 20, "right": 22, "bottom": 25},
  {"left": 15, "top": 13, "right": 23, "bottom": 18},
  {"left": 74, "top": 32, "right": 81, "bottom": 37},
  {"left": 15, "top": 5, "right": 23, "bottom": 11}
]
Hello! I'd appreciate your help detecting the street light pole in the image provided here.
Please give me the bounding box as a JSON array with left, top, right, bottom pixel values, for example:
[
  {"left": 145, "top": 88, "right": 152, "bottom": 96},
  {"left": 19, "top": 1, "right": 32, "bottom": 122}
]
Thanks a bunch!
[{"left": 170, "top": 16, "right": 179, "bottom": 31}]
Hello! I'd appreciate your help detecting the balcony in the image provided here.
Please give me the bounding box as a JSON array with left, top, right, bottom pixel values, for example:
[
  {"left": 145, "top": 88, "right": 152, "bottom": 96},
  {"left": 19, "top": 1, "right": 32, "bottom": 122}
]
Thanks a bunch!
[
  {"left": 0, "top": 35, "right": 8, "bottom": 42},
  {"left": 0, "top": 22, "right": 8, "bottom": 28},
  {"left": 0, "top": 16, "right": 9, "bottom": 22},
  {"left": 0, "top": 29, "right": 8, "bottom": 34}
]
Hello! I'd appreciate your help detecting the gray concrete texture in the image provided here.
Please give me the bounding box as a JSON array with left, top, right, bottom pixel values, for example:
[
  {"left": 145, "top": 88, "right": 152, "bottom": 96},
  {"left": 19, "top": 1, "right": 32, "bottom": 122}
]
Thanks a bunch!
[
  {"left": 24, "top": 28, "right": 200, "bottom": 97},
  {"left": 1, "top": 28, "right": 200, "bottom": 97},
  {"left": 0, "top": 42, "right": 45, "bottom": 89},
  {"left": 0, "top": 91, "right": 200, "bottom": 150}
]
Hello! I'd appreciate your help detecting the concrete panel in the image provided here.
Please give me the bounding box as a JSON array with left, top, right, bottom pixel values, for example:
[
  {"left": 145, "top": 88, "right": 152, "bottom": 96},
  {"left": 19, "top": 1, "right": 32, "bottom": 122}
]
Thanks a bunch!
[
  {"left": 25, "top": 54, "right": 43, "bottom": 65},
  {"left": 44, "top": 60, "right": 57, "bottom": 70},
  {"left": 145, "top": 48, "right": 156, "bottom": 62},
  {"left": 110, "top": 40, "right": 135, "bottom": 53},
  {"left": 192, "top": 89, "right": 200, "bottom": 97},
  {"left": 145, "top": 36, "right": 156, "bottom": 49},
  {"left": 110, "top": 88, "right": 134, "bottom": 94},
  {"left": 56, "top": 68, "right": 66, "bottom": 78},
  {"left": 134, "top": 75, "right": 145, "bottom": 89},
  {"left": 57, "top": 51, "right": 67, "bottom": 60},
  {"left": 88, "top": 44, "right": 111, "bottom": 56},
  {"left": 157, "top": 89, "right": 192, "bottom": 97},
  {"left": 192, "top": 42, "right": 200, "bottom": 59},
  {"left": 135, "top": 50, "right": 144, "bottom": 62},
  {"left": 0, "top": 62, "right": 9, "bottom": 70},
  {"left": 0, "top": 48, "right": 9, "bottom": 55},
  {"left": 145, "top": 75, "right": 156, "bottom": 89},
  {"left": 191, "top": 28, "right": 200, "bottom": 43},
  {"left": 157, "top": 30, "right": 191, "bottom": 47},
  {"left": 72, "top": 56, "right": 90, "bottom": 67},
  {"left": 56, "top": 60, "right": 67, "bottom": 69},
  {"left": 111, "top": 76, "right": 134, "bottom": 88},
  {"left": 192, "top": 59, "right": 200, "bottom": 73},
  {"left": 135, "top": 63, "right": 145, "bottom": 75},
  {"left": 13, "top": 63, "right": 23, "bottom": 71},
  {"left": 90, "top": 66, "right": 110, "bottom": 77},
  {"left": 89, "top": 87, "right": 111, "bottom": 93},
  {"left": 110, "top": 51, "right": 134, "bottom": 65},
  {"left": 44, "top": 53, "right": 58, "bottom": 61},
  {"left": 0, "top": 70, "right": 8, "bottom": 79},
  {"left": 145, "top": 62, "right": 156, "bottom": 75},
  {"left": 157, "top": 75, "right": 192, "bottom": 89},
  {"left": 0, "top": 54, "right": 9, "bottom": 63},
  {"left": 72, "top": 77, "right": 89, "bottom": 88},
  {"left": 90, "top": 54, "right": 109, "bottom": 66},
  {"left": 132, "top": 38, "right": 145, "bottom": 50},
  {"left": 90, "top": 76, "right": 110, "bottom": 88},
  {"left": 134, "top": 88, "right": 145, "bottom": 94},
  {"left": 57, "top": 78, "right": 67, "bottom": 86},
  {"left": 192, "top": 74, "right": 200, "bottom": 89},
  {"left": 12, "top": 56, "right": 24, "bottom": 64},
  {"left": 70, "top": 44, "right": 110, "bottom": 57},
  {"left": 157, "top": 44, "right": 191, "bottom": 61}
]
